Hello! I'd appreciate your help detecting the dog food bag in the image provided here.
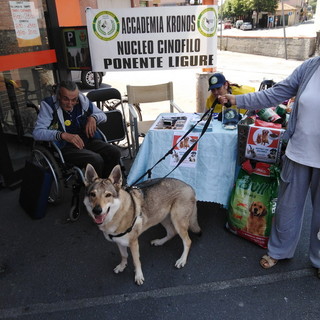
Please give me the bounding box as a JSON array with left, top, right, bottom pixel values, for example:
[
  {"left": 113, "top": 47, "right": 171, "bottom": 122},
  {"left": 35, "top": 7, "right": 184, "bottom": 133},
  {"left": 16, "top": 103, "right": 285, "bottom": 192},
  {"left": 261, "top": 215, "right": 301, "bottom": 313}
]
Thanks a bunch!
[{"left": 226, "top": 161, "right": 280, "bottom": 248}]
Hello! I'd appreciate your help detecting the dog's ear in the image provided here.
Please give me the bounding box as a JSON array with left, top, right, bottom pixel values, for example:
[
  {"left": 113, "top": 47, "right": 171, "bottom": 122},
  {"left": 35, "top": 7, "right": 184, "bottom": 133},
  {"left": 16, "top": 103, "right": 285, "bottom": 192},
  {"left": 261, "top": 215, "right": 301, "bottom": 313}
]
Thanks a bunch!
[
  {"left": 262, "top": 207, "right": 268, "bottom": 217},
  {"left": 84, "top": 164, "right": 99, "bottom": 186},
  {"left": 108, "top": 165, "right": 122, "bottom": 191}
]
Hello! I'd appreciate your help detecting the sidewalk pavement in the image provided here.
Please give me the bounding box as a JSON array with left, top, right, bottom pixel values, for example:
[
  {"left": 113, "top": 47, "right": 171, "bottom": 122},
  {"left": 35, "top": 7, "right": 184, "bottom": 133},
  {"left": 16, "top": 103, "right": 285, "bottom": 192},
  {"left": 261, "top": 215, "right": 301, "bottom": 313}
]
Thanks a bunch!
[{"left": 1, "top": 52, "right": 319, "bottom": 320}]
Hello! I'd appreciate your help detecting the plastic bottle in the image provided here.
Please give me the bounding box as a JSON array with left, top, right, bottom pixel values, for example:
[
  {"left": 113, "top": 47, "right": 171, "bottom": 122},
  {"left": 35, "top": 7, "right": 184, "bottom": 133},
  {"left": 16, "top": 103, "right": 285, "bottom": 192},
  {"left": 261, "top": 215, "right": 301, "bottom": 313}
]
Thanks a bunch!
[{"left": 257, "top": 108, "right": 282, "bottom": 123}]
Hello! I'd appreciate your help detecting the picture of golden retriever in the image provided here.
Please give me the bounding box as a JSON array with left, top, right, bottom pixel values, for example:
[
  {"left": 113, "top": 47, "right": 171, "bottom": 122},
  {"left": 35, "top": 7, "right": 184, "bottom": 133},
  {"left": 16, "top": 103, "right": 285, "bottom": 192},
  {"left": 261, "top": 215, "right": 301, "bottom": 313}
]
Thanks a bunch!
[{"left": 244, "top": 201, "right": 267, "bottom": 236}]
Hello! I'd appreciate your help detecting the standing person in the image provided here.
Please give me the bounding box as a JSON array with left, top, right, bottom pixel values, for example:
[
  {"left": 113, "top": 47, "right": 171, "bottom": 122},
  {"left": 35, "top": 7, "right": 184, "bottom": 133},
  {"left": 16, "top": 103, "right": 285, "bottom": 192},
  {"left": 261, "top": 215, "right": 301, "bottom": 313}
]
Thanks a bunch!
[
  {"left": 206, "top": 72, "right": 255, "bottom": 115},
  {"left": 33, "top": 80, "right": 121, "bottom": 178},
  {"left": 220, "top": 56, "right": 320, "bottom": 278}
]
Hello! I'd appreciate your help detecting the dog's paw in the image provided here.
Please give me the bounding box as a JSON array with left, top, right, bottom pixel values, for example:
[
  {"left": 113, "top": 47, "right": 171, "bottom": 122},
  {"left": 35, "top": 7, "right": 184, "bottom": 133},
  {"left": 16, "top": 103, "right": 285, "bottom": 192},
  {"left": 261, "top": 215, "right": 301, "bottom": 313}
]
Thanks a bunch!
[
  {"left": 135, "top": 273, "right": 145, "bottom": 285},
  {"left": 175, "top": 258, "right": 187, "bottom": 269},
  {"left": 114, "top": 263, "right": 127, "bottom": 274}
]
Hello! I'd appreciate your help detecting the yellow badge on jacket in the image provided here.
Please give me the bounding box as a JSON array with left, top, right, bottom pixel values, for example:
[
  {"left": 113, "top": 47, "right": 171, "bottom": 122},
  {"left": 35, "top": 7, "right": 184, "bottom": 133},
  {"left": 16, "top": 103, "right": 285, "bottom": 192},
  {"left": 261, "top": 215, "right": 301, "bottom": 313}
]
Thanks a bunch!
[{"left": 64, "top": 120, "right": 71, "bottom": 126}]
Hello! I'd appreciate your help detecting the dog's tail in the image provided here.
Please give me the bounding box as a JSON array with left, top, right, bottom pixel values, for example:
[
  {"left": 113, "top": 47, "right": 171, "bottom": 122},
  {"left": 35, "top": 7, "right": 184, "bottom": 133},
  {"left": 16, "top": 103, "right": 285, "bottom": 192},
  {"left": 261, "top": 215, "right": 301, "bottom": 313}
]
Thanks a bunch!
[{"left": 189, "top": 202, "right": 202, "bottom": 235}]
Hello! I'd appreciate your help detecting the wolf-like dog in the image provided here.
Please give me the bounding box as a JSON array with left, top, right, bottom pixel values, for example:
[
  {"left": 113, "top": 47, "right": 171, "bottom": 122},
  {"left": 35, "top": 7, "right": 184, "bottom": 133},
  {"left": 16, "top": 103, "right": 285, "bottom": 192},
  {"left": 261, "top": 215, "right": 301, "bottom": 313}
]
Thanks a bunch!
[{"left": 84, "top": 164, "right": 201, "bottom": 285}]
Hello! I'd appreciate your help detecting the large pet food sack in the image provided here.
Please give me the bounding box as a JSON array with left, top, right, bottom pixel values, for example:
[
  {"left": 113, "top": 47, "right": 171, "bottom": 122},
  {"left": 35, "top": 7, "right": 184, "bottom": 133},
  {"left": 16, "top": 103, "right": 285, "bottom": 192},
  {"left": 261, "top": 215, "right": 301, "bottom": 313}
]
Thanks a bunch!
[{"left": 226, "top": 161, "right": 280, "bottom": 248}]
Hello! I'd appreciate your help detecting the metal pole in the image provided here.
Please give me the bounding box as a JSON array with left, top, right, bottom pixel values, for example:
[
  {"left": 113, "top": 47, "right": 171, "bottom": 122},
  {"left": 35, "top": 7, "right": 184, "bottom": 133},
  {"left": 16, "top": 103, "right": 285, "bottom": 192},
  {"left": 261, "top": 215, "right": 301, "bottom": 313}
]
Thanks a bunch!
[
  {"left": 281, "top": 0, "right": 288, "bottom": 60},
  {"left": 220, "top": 1, "right": 223, "bottom": 50}
]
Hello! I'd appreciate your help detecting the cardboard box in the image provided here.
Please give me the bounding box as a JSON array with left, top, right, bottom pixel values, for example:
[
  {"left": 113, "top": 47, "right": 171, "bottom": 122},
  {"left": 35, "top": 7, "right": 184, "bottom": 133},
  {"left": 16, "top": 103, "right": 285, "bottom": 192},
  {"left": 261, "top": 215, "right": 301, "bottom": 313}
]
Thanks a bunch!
[{"left": 237, "top": 117, "right": 285, "bottom": 164}]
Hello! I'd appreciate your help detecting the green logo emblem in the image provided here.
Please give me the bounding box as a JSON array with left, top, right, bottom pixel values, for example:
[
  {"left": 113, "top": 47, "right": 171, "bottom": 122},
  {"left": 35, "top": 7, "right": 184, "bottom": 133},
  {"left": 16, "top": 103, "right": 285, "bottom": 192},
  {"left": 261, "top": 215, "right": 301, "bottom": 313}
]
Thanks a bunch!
[
  {"left": 197, "top": 7, "right": 217, "bottom": 37},
  {"left": 92, "top": 11, "right": 120, "bottom": 41}
]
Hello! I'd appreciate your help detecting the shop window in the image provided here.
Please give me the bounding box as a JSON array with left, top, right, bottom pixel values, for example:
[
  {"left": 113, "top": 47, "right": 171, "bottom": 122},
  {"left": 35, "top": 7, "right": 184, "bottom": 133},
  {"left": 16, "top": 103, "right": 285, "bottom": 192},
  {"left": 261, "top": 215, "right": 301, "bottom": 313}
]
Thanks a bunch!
[{"left": 0, "top": 67, "right": 54, "bottom": 139}]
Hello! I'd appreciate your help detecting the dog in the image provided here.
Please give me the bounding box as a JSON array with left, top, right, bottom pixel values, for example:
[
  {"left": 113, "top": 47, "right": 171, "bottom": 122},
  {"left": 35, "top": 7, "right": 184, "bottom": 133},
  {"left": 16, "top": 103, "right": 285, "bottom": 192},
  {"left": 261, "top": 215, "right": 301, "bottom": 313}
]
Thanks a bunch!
[
  {"left": 84, "top": 164, "right": 201, "bottom": 285},
  {"left": 268, "top": 148, "right": 277, "bottom": 160},
  {"left": 188, "top": 151, "right": 196, "bottom": 162},
  {"left": 247, "top": 145, "right": 256, "bottom": 158},
  {"left": 172, "top": 150, "right": 180, "bottom": 163},
  {"left": 244, "top": 201, "right": 267, "bottom": 236},
  {"left": 179, "top": 136, "right": 190, "bottom": 149},
  {"left": 261, "top": 129, "right": 269, "bottom": 145},
  {"left": 256, "top": 133, "right": 262, "bottom": 144}
]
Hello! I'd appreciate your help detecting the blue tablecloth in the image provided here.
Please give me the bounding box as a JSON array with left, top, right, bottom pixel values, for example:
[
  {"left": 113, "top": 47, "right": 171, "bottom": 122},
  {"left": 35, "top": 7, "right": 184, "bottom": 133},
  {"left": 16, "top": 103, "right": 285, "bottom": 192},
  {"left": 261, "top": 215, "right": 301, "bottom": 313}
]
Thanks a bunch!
[{"left": 127, "top": 113, "right": 238, "bottom": 205}]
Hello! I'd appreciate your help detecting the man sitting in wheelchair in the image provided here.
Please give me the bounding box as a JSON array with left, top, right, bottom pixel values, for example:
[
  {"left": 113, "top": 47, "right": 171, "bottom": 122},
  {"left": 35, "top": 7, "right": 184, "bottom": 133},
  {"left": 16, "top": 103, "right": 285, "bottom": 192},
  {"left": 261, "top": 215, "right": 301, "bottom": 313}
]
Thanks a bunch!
[{"left": 33, "top": 80, "right": 121, "bottom": 178}]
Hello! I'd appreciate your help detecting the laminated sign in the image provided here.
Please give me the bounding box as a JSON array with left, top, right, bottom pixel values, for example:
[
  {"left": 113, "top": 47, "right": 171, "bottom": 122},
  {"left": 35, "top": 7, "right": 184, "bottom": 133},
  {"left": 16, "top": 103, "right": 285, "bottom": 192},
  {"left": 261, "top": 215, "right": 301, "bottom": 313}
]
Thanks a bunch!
[{"left": 245, "top": 126, "right": 284, "bottom": 164}]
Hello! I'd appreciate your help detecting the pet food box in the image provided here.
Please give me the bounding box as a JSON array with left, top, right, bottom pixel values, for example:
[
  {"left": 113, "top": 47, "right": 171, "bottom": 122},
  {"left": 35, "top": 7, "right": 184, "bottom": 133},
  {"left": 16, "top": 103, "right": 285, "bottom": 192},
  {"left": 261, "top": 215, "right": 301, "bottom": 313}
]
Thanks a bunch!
[{"left": 237, "top": 117, "right": 285, "bottom": 165}]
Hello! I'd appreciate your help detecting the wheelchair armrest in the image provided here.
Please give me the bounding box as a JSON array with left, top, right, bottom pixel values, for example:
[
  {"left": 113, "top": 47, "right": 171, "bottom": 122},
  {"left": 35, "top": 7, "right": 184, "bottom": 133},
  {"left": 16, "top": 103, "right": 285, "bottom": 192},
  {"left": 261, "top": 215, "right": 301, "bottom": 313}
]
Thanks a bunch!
[
  {"left": 50, "top": 142, "right": 66, "bottom": 164},
  {"left": 96, "top": 128, "right": 108, "bottom": 142}
]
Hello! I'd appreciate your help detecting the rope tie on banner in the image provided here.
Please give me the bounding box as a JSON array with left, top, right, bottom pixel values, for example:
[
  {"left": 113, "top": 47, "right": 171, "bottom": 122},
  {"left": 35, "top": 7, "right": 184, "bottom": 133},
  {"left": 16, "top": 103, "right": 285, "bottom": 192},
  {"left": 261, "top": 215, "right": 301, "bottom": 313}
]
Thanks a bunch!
[{"left": 129, "top": 100, "right": 218, "bottom": 187}]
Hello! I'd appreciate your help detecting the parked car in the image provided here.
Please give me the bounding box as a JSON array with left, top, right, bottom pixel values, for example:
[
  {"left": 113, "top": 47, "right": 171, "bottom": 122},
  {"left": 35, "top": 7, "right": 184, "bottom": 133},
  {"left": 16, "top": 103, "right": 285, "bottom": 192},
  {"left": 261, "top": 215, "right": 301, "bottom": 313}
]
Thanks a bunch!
[
  {"left": 240, "top": 22, "right": 253, "bottom": 31},
  {"left": 71, "top": 70, "right": 105, "bottom": 89},
  {"left": 224, "top": 21, "right": 232, "bottom": 29},
  {"left": 235, "top": 20, "right": 243, "bottom": 29}
]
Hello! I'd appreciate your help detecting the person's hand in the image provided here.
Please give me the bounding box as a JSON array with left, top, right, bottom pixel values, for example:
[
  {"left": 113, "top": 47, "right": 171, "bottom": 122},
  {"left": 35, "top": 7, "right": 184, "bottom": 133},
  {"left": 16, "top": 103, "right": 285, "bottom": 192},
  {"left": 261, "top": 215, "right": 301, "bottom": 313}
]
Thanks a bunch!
[
  {"left": 85, "top": 116, "right": 97, "bottom": 138},
  {"left": 61, "top": 132, "right": 84, "bottom": 149},
  {"left": 218, "top": 94, "right": 237, "bottom": 106}
]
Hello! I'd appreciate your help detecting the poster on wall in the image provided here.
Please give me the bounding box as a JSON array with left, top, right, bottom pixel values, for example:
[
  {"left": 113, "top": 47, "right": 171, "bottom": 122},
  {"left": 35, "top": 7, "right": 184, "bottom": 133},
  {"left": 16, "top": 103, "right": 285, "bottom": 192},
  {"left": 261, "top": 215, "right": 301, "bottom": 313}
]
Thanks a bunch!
[
  {"left": 9, "top": 1, "right": 41, "bottom": 47},
  {"left": 85, "top": 5, "right": 218, "bottom": 72}
]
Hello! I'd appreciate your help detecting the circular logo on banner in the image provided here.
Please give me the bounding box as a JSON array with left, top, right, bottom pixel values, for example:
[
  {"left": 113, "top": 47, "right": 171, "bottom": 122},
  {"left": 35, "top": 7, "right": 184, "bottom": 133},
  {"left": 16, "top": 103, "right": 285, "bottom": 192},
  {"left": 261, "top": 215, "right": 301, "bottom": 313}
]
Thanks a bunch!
[
  {"left": 197, "top": 7, "right": 217, "bottom": 37},
  {"left": 92, "top": 11, "right": 120, "bottom": 41}
]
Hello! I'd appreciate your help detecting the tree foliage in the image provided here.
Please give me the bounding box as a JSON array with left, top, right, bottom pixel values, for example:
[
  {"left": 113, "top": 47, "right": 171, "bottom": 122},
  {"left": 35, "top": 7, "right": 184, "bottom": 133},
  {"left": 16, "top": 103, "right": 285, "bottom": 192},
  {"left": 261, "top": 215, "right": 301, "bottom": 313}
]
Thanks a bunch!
[{"left": 222, "top": 0, "right": 278, "bottom": 19}]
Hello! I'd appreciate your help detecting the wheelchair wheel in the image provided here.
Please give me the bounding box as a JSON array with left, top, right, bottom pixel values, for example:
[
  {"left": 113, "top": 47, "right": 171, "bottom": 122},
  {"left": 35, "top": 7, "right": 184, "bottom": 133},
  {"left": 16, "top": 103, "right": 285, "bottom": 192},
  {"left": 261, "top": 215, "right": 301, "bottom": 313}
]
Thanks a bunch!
[
  {"left": 69, "top": 204, "right": 80, "bottom": 221},
  {"left": 31, "top": 145, "right": 64, "bottom": 204}
]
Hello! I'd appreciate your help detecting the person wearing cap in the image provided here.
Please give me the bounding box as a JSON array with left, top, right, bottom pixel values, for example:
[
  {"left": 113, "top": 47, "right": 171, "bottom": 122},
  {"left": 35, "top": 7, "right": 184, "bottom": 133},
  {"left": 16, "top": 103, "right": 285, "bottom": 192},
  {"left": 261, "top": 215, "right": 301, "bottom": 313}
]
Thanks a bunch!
[{"left": 206, "top": 73, "right": 255, "bottom": 114}]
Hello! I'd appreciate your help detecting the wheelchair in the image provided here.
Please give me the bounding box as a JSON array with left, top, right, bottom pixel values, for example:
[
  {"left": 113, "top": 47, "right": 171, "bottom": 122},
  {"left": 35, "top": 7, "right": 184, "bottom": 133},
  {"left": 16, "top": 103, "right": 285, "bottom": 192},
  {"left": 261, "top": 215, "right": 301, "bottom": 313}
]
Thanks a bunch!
[
  {"left": 31, "top": 140, "right": 85, "bottom": 222},
  {"left": 31, "top": 88, "right": 131, "bottom": 222}
]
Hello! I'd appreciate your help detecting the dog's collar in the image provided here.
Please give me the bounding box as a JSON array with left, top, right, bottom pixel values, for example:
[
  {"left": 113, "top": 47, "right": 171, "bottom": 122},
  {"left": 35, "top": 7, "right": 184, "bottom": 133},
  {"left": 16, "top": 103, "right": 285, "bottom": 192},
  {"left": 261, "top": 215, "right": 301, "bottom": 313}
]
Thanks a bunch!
[
  {"left": 108, "top": 187, "right": 141, "bottom": 240},
  {"left": 108, "top": 216, "right": 137, "bottom": 240}
]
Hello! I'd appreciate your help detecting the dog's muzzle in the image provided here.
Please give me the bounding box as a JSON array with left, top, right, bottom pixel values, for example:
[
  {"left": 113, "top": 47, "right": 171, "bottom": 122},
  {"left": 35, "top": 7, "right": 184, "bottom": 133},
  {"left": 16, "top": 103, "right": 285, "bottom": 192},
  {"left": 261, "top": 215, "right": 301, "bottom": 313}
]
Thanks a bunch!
[
  {"left": 92, "top": 206, "right": 110, "bottom": 225},
  {"left": 253, "top": 208, "right": 261, "bottom": 216}
]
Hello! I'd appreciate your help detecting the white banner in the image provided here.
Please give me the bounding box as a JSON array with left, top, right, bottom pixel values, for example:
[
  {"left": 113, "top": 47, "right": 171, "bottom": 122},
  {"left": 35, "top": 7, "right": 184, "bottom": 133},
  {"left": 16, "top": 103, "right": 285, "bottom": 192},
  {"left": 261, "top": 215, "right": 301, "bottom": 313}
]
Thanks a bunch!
[{"left": 86, "top": 5, "right": 218, "bottom": 72}]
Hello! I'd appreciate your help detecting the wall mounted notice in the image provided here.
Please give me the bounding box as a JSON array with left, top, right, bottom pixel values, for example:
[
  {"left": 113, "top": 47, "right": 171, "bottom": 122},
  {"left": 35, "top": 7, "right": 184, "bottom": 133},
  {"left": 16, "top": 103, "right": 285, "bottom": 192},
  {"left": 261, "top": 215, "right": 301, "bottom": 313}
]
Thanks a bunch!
[
  {"left": 86, "top": 5, "right": 218, "bottom": 72},
  {"left": 9, "top": 1, "right": 41, "bottom": 47}
]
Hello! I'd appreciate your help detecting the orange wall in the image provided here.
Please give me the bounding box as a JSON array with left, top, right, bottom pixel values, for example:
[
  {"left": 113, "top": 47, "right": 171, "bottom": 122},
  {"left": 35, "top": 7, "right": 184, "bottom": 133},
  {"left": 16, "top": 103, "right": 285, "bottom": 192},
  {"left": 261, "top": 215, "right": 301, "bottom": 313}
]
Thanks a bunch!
[{"left": 55, "top": 0, "right": 82, "bottom": 26}]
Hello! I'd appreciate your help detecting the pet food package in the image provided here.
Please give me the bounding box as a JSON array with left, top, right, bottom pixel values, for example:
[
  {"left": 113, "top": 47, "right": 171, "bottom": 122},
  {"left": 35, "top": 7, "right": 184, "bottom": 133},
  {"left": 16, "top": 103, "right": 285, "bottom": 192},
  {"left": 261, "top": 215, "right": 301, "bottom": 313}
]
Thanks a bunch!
[{"left": 226, "top": 161, "right": 280, "bottom": 248}]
